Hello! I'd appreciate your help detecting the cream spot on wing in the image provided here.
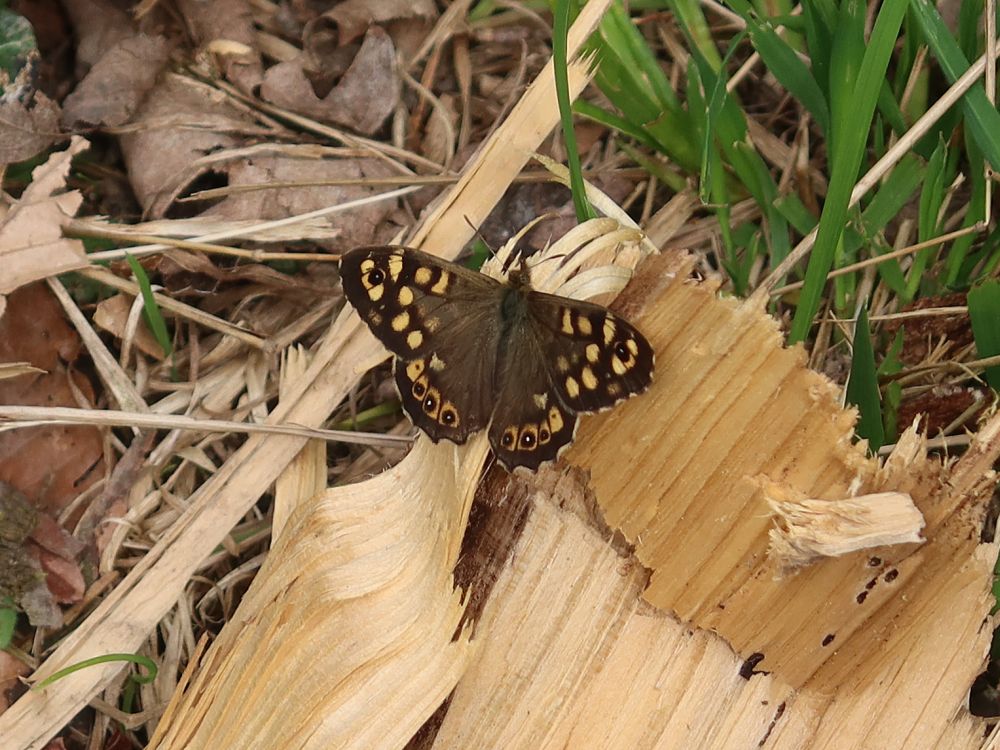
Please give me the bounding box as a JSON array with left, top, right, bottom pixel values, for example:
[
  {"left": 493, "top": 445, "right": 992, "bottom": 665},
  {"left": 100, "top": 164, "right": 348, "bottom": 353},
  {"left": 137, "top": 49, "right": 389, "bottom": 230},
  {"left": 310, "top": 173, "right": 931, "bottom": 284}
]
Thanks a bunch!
[
  {"left": 533, "top": 392, "right": 548, "bottom": 409},
  {"left": 391, "top": 311, "right": 410, "bottom": 331},
  {"left": 414, "top": 266, "right": 433, "bottom": 286},
  {"left": 627, "top": 338, "right": 639, "bottom": 355},
  {"left": 430, "top": 270, "right": 450, "bottom": 295},
  {"left": 561, "top": 308, "right": 574, "bottom": 334},
  {"left": 603, "top": 316, "right": 616, "bottom": 344},
  {"left": 577, "top": 315, "right": 593, "bottom": 335},
  {"left": 586, "top": 344, "right": 600, "bottom": 363},
  {"left": 360, "top": 259, "right": 375, "bottom": 273},
  {"left": 398, "top": 286, "right": 414, "bottom": 306},
  {"left": 581, "top": 366, "right": 598, "bottom": 390},
  {"left": 388, "top": 254, "right": 404, "bottom": 281},
  {"left": 548, "top": 406, "right": 564, "bottom": 433},
  {"left": 425, "top": 317, "right": 441, "bottom": 332},
  {"left": 406, "top": 359, "right": 425, "bottom": 381},
  {"left": 429, "top": 353, "right": 446, "bottom": 371},
  {"left": 612, "top": 356, "right": 628, "bottom": 375},
  {"left": 368, "top": 285, "right": 384, "bottom": 302},
  {"left": 565, "top": 376, "right": 580, "bottom": 398},
  {"left": 556, "top": 355, "right": 570, "bottom": 373},
  {"left": 407, "top": 330, "right": 424, "bottom": 349}
]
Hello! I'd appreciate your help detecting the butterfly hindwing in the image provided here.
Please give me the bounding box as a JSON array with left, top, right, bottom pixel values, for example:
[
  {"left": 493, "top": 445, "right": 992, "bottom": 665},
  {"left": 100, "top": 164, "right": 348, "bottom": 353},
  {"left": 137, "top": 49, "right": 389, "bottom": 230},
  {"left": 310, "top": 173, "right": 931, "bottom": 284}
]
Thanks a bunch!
[
  {"left": 393, "top": 333, "right": 497, "bottom": 444},
  {"left": 342, "top": 246, "right": 502, "bottom": 444},
  {"left": 527, "top": 292, "right": 655, "bottom": 414},
  {"left": 488, "top": 327, "right": 580, "bottom": 471}
]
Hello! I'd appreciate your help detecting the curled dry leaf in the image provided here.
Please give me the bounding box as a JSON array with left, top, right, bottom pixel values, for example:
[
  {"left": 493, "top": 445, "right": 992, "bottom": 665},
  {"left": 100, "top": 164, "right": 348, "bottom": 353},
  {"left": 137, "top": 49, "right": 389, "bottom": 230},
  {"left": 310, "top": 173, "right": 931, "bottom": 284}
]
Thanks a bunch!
[
  {"left": 61, "top": 34, "right": 172, "bottom": 129},
  {"left": 310, "top": 0, "right": 437, "bottom": 46},
  {"left": 177, "top": 0, "right": 263, "bottom": 93},
  {"left": 61, "top": 0, "right": 134, "bottom": 69},
  {"left": 0, "top": 90, "right": 61, "bottom": 167},
  {"left": 93, "top": 293, "right": 167, "bottom": 360},
  {"left": 0, "top": 137, "right": 88, "bottom": 295},
  {"left": 260, "top": 27, "right": 398, "bottom": 135},
  {"left": 118, "top": 75, "right": 257, "bottom": 216},
  {"left": 202, "top": 154, "right": 400, "bottom": 249}
]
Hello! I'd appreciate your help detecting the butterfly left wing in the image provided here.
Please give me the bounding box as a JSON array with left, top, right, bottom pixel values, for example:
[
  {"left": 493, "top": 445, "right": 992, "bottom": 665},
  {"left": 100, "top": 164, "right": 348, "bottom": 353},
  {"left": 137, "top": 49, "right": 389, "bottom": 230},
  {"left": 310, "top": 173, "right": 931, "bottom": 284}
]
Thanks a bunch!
[
  {"left": 340, "top": 246, "right": 502, "bottom": 444},
  {"left": 526, "top": 291, "right": 655, "bottom": 414}
]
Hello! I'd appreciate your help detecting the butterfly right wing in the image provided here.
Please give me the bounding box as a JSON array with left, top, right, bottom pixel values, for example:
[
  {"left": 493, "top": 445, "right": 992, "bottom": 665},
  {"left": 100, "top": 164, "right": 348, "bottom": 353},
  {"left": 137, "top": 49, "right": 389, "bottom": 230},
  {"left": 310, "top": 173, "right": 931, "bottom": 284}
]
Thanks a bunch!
[{"left": 341, "top": 246, "right": 501, "bottom": 443}]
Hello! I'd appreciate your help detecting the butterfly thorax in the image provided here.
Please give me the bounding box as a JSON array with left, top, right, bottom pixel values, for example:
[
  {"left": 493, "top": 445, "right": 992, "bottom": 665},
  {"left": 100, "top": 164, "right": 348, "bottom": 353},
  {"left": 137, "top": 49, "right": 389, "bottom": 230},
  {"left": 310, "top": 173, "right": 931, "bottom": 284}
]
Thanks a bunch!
[{"left": 499, "top": 261, "right": 533, "bottom": 329}]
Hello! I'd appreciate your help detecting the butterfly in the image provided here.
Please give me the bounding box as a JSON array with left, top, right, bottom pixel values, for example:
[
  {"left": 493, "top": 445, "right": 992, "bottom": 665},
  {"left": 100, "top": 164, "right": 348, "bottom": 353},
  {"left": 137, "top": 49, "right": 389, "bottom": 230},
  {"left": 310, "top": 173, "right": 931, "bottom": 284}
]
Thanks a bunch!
[{"left": 339, "top": 246, "right": 655, "bottom": 472}]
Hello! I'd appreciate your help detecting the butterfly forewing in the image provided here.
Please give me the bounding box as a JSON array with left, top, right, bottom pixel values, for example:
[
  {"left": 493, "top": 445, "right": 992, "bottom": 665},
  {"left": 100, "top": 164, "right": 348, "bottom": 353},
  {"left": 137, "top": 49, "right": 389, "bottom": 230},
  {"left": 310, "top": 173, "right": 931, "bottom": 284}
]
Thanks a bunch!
[
  {"left": 526, "top": 292, "right": 655, "bottom": 414},
  {"left": 340, "top": 246, "right": 500, "bottom": 359},
  {"left": 342, "top": 246, "right": 501, "bottom": 444}
]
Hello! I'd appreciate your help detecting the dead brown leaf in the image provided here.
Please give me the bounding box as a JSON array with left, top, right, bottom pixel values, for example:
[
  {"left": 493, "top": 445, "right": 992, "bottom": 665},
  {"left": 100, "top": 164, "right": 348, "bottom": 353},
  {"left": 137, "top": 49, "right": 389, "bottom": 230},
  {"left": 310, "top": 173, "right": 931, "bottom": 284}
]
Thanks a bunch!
[
  {"left": 201, "top": 154, "right": 399, "bottom": 249},
  {"left": 62, "top": 0, "right": 134, "bottom": 70},
  {"left": 260, "top": 27, "right": 398, "bottom": 135},
  {"left": 61, "top": 34, "right": 172, "bottom": 129},
  {"left": 0, "top": 90, "right": 62, "bottom": 167},
  {"left": 0, "top": 283, "right": 104, "bottom": 515},
  {"left": 0, "top": 651, "right": 29, "bottom": 713},
  {"left": 312, "top": 0, "right": 437, "bottom": 46},
  {"left": 93, "top": 294, "right": 167, "bottom": 360},
  {"left": 0, "top": 137, "right": 89, "bottom": 294},
  {"left": 177, "top": 0, "right": 263, "bottom": 93},
  {"left": 118, "top": 75, "right": 258, "bottom": 216}
]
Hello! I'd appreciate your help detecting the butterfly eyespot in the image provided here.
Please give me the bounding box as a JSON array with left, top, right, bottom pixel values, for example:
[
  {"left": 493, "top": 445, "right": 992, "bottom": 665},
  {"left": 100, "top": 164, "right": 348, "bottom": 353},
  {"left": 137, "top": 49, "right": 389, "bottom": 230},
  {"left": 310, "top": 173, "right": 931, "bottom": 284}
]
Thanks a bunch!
[
  {"left": 614, "top": 341, "right": 630, "bottom": 359},
  {"left": 367, "top": 268, "right": 385, "bottom": 285},
  {"left": 412, "top": 382, "right": 426, "bottom": 397},
  {"left": 501, "top": 427, "right": 517, "bottom": 447},
  {"left": 521, "top": 432, "right": 535, "bottom": 447},
  {"left": 539, "top": 428, "right": 550, "bottom": 441},
  {"left": 441, "top": 406, "right": 457, "bottom": 425},
  {"left": 423, "top": 394, "right": 437, "bottom": 411}
]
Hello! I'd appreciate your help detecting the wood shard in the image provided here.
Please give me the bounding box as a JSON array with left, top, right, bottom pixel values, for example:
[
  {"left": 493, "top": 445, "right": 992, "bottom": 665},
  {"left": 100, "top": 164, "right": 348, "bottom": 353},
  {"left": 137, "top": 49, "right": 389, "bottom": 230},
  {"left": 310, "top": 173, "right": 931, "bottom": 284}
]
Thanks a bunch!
[{"left": 764, "top": 486, "right": 925, "bottom": 573}]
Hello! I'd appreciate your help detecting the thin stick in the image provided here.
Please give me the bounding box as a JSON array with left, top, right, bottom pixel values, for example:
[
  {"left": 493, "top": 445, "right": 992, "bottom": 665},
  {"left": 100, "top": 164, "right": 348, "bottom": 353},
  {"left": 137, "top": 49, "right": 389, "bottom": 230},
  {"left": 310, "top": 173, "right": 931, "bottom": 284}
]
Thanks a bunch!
[
  {"left": 0, "top": 405, "right": 413, "bottom": 448},
  {"left": 768, "top": 225, "right": 983, "bottom": 297}
]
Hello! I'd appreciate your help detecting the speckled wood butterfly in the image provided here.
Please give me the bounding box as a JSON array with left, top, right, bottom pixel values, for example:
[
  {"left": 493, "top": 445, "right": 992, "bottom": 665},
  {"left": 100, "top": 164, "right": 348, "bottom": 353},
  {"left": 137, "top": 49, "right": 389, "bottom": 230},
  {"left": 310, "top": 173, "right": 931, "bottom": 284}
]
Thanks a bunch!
[{"left": 340, "top": 246, "right": 654, "bottom": 471}]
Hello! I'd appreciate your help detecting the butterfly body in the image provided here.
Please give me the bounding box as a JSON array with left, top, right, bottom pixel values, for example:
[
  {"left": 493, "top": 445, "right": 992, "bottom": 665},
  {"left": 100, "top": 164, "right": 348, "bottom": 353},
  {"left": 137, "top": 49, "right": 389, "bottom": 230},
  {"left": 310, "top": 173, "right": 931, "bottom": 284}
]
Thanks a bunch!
[{"left": 340, "top": 246, "right": 654, "bottom": 471}]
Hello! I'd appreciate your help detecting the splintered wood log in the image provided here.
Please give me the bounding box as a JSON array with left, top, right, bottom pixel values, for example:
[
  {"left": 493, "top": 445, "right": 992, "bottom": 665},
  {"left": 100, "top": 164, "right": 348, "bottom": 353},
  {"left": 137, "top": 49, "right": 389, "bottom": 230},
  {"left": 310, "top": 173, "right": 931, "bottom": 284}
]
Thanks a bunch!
[{"left": 148, "top": 246, "right": 997, "bottom": 750}]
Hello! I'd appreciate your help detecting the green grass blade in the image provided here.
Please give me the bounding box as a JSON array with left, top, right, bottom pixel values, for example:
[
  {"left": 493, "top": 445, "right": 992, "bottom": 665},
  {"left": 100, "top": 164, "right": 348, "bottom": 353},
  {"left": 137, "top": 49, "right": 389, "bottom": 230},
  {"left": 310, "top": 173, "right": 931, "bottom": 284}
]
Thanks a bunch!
[
  {"left": 552, "top": 0, "right": 594, "bottom": 222},
  {"left": 124, "top": 254, "right": 173, "bottom": 357},
  {"left": 968, "top": 280, "right": 1000, "bottom": 391},
  {"left": 788, "top": 0, "right": 909, "bottom": 343},
  {"left": 877, "top": 328, "right": 904, "bottom": 442},
  {"left": 909, "top": 0, "right": 1000, "bottom": 170},
  {"left": 33, "top": 653, "right": 158, "bottom": 691},
  {"left": 0, "top": 603, "right": 15, "bottom": 649},
  {"left": 846, "top": 308, "right": 885, "bottom": 451},
  {"left": 727, "top": 1, "right": 831, "bottom": 134}
]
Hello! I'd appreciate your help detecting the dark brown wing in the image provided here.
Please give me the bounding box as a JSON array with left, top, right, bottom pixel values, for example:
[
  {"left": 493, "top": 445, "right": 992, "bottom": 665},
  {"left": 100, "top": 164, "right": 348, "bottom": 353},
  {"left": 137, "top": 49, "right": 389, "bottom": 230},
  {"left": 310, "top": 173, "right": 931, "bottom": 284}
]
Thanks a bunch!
[
  {"left": 525, "top": 291, "right": 654, "bottom": 414},
  {"left": 341, "top": 246, "right": 502, "bottom": 443},
  {"left": 487, "top": 326, "right": 580, "bottom": 471}
]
